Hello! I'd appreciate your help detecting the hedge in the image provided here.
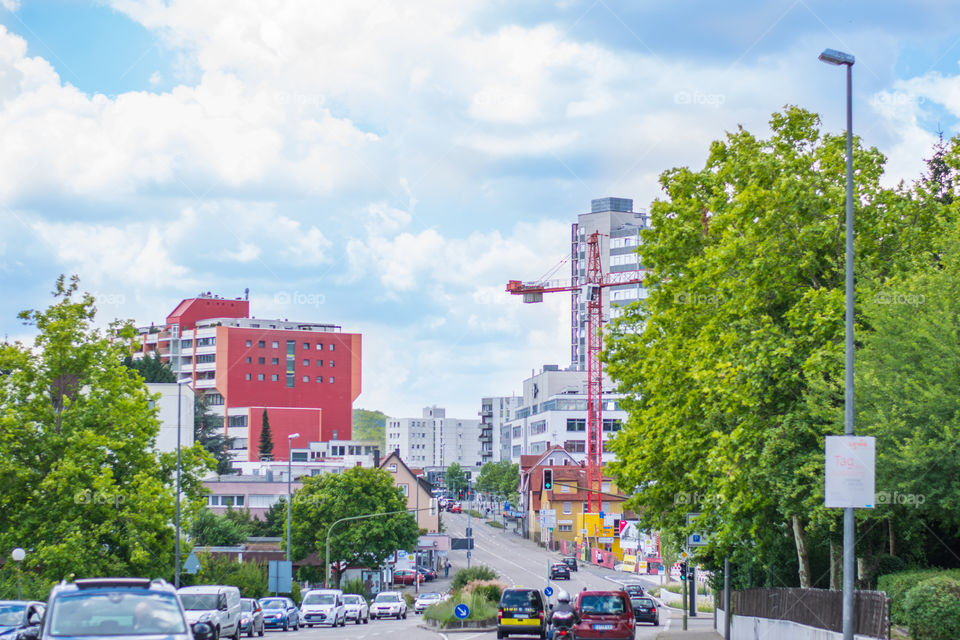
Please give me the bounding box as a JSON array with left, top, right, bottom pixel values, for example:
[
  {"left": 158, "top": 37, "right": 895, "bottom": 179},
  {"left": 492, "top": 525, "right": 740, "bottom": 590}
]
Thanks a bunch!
[
  {"left": 877, "top": 568, "right": 960, "bottom": 625},
  {"left": 902, "top": 576, "right": 960, "bottom": 640}
]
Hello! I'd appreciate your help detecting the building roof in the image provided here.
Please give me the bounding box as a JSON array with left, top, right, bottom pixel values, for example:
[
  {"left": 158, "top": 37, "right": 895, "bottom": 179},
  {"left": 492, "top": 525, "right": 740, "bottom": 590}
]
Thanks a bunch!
[{"left": 379, "top": 451, "right": 433, "bottom": 494}]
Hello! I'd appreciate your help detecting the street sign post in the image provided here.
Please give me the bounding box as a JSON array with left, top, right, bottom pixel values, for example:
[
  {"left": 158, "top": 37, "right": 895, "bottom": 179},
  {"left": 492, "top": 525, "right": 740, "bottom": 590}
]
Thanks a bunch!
[
  {"left": 268, "top": 560, "right": 292, "bottom": 595},
  {"left": 825, "top": 436, "right": 876, "bottom": 508}
]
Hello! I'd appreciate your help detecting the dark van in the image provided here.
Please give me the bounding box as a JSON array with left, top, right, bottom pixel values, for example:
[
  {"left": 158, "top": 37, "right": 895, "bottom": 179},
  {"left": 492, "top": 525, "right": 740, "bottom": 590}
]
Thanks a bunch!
[{"left": 497, "top": 588, "right": 546, "bottom": 639}]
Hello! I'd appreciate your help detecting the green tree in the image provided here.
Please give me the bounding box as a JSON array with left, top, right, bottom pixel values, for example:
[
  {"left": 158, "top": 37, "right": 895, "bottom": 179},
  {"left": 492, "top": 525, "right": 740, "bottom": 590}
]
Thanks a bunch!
[
  {"left": 445, "top": 463, "right": 468, "bottom": 496},
  {"left": 290, "top": 467, "right": 418, "bottom": 586},
  {"left": 475, "top": 460, "right": 519, "bottom": 503},
  {"left": 195, "top": 395, "right": 234, "bottom": 475},
  {"left": 123, "top": 351, "right": 175, "bottom": 383},
  {"left": 352, "top": 409, "right": 387, "bottom": 452},
  {"left": 259, "top": 409, "right": 274, "bottom": 461},
  {"left": 0, "top": 276, "right": 214, "bottom": 589},
  {"left": 252, "top": 498, "right": 287, "bottom": 537},
  {"left": 190, "top": 508, "right": 248, "bottom": 546},
  {"left": 603, "top": 108, "right": 949, "bottom": 587}
]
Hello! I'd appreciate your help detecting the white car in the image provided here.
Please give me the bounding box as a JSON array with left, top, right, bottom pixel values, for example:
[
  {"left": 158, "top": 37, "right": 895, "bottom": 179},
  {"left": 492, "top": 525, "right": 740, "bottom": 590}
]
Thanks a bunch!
[
  {"left": 370, "top": 591, "right": 407, "bottom": 620},
  {"left": 413, "top": 592, "right": 444, "bottom": 614},
  {"left": 342, "top": 594, "right": 370, "bottom": 624},
  {"left": 299, "top": 589, "right": 345, "bottom": 627}
]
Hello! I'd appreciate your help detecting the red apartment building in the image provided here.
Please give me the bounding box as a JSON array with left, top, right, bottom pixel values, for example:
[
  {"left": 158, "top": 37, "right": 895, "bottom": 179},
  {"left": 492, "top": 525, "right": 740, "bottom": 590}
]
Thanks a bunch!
[{"left": 135, "top": 293, "right": 361, "bottom": 461}]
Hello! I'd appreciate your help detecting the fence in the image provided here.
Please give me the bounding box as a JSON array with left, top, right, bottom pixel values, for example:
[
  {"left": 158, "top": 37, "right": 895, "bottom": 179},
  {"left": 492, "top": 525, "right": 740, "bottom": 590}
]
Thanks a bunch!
[{"left": 730, "top": 588, "right": 889, "bottom": 639}]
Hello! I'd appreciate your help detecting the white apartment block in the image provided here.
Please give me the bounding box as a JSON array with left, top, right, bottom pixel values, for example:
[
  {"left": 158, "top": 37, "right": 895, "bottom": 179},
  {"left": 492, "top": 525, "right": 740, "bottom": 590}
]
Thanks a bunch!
[
  {"left": 570, "top": 197, "right": 650, "bottom": 370},
  {"left": 147, "top": 382, "right": 196, "bottom": 454},
  {"left": 502, "top": 366, "right": 626, "bottom": 464},
  {"left": 479, "top": 395, "right": 523, "bottom": 463},
  {"left": 387, "top": 406, "right": 483, "bottom": 467}
]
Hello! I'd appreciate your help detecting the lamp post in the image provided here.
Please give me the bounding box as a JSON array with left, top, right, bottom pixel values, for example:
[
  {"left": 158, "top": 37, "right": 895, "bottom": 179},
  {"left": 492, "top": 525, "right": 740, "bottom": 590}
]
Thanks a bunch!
[
  {"left": 11, "top": 548, "right": 25, "bottom": 599},
  {"left": 287, "top": 433, "right": 300, "bottom": 562},
  {"left": 819, "top": 46, "right": 856, "bottom": 640},
  {"left": 174, "top": 376, "right": 192, "bottom": 589}
]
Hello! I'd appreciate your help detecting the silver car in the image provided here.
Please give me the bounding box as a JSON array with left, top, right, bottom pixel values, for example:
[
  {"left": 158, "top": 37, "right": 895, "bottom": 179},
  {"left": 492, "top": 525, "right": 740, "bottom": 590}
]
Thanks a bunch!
[
  {"left": 413, "top": 592, "right": 444, "bottom": 614},
  {"left": 370, "top": 591, "right": 407, "bottom": 620},
  {"left": 342, "top": 595, "right": 369, "bottom": 624}
]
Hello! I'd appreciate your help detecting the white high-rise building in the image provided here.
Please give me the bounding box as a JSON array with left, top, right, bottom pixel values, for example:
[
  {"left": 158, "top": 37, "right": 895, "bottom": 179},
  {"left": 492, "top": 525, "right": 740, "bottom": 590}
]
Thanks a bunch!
[
  {"left": 570, "top": 197, "right": 650, "bottom": 370},
  {"left": 478, "top": 396, "right": 523, "bottom": 463},
  {"left": 386, "top": 406, "right": 483, "bottom": 467}
]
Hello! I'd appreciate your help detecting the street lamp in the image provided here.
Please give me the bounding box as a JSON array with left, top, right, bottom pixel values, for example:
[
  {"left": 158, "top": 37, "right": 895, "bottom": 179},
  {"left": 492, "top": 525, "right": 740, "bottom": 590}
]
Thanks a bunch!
[
  {"left": 11, "top": 548, "right": 25, "bottom": 599},
  {"left": 287, "top": 433, "right": 300, "bottom": 562},
  {"left": 174, "top": 376, "right": 192, "bottom": 589},
  {"left": 819, "top": 46, "right": 856, "bottom": 640}
]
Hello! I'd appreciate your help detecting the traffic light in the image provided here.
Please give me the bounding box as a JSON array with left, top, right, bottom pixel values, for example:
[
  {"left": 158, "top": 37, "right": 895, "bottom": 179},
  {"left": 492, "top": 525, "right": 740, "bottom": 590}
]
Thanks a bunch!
[
  {"left": 679, "top": 562, "right": 688, "bottom": 581},
  {"left": 543, "top": 469, "right": 553, "bottom": 491}
]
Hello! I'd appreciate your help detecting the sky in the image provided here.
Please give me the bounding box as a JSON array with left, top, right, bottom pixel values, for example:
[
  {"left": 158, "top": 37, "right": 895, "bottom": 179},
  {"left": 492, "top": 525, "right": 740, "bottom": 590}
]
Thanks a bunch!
[{"left": 2, "top": 0, "right": 960, "bottom": 418}]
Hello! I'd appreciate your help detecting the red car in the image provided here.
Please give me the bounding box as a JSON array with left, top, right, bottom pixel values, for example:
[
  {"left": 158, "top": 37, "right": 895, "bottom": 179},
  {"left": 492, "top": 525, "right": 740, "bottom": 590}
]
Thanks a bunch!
[
  {"left": 449, "top": 503, "right": 462, "bottom": 514},
  {"left": 393, "top": 569, "right": 419, "bottom": 585},
  {"left": 573, "top": 590, "right": 635, "bottom": 640}
]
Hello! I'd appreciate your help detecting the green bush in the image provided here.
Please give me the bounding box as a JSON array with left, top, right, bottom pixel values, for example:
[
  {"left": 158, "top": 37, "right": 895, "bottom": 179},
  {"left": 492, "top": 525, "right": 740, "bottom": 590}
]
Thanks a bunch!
[
  {"left": 875, "top": 554, "right": 907, "bottom": 582},
  {"left": 451, "top": 565, "right": 498, "bottom": 591},
  {"left": 902, "top": 576, "right": 960, "bottom": 640},
  {"left": 341, "top": 578, "right": 367, "bottom": 598},
  {"left": 463, "top": 579, "right": 506, "bottom": 604},
  {"left": 423, "top": 591, "right": 497, "bottom": 626},
  {"left": 486, "top": 520, "right": 505, "bottom": 529},
  {"left": 878, "top": 569, "right": 960, "bottom": 625}
]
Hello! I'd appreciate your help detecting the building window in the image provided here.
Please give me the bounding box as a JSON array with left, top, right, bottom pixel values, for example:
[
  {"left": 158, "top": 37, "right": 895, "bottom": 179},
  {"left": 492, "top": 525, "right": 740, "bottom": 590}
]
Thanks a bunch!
[
  {"left": 558, "top": 524, "right": 573, "bottom": 532},
  {"left": 317, "top": 360, "right": 324, "bottom": 367},
  {"left": 228, "top": 415, "right": 247, "bottom": 427},
  {"left": 332, "top": 430, "right": 338, "bottom": 440},
  {"left": 303, "top": 343, "right": 310, "bottom": 350},
  {"left": 330, "top": 360, "right": 335, "bottom": 367},
  {"left": 562, "top": 501, "right": 572, "bottom": 514},
  {"left": 272, "top": 341, "right": 279, "bottom": 348},
  {"left": 245, "top": 373, "right": 251, "bottom": 381},
  {"left": 328, "top": 377, "right": 334, "bottom": 384},
  {"left": 272, "top": 374, "right": 279, "bottom": 382},
  {"left": 257, "top": 374, "right": 265, "bottom": 381},
  {"left": 329, "top": 344, "right": 335, "bottom": 351},
  {"left": 302, "top": 375, "right": 309, "bottom": 383},
  {"left": 245, "top": 357, "right": 252, "bottom": 364},
  {"left": 561, "top": 483, "right": 571, "bottom": 493},
  {"left": 245, "top": 340, "right": 252, "bottom": 347},
  {"left": 258, "top": 357, "right": 266, "bottom": 364},
  {"left": 398, "top": 483, "right": 409, "bottom": 497},
  {"left": 286, "top": 340, "right": 295, "bottom": 355},
  {"left": 206, "top": 392, "right": 224, "bottom": 405},
  {"left": 286, "top": 374, "right": 295, "bottom": 388},
  {"left": 567, "top": 419, "right": 586, "bottom": 432},
  {"left": 530, "top": 420, "right": 547, "bottom": 435},
  {"left": 316, "top": 343, "right": 324, "bottom": 350},
  {"left": 602, "top": 419, "right": 622, "bottom": 432},
  {"left": 316, "top": 376, "right": 323, "bottom": 383},
  {"left": 272, "top": 357, "right": 279, "bottom": 365},
  {"left": 302, "top": 359, "right": 309, "bottom": 367},
  {"left": 258, "top": 340, "right": 265, "bottom": 348}
]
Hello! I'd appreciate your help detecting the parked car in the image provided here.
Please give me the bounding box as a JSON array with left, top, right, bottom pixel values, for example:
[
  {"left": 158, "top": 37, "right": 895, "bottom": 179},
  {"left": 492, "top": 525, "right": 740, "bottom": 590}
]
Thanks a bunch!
[
  {"left": 549, "top": 563, "right": 570, "bottom": 580},
  {"left": 416, "top": 567, "right": 436, "bottom": 582},
  {"left": 342, "top": 594, "right": 369, "bottom": 625},
  {"left": 413, "top": 592, "right": 444, "bottom": 614},
  {"left": 449, "top": 503, "right": 462, "bottom": 514},
  {"left": 497, "top": 587, "right": 546, "bottom": 639},
  {"left": 0, "top": 601, "right": 45, "bottom": 640},
  {"left": 392, "top": 569, "right": 419, "bottom": 586},
  {"left": 21, "top": 578, "right": 211, "bottom": 640},
  {"left": 370, "top": 592, "right": 407, "bottom": 620},
  {"left": 299, "top": 590, "right": 344, "bottom": 628},
  {"left": 258, "top": 597, "right": 300, "bottom": 631},
  {"left": 629, "top": 596, "right": 659, "bottom": 626},
  {"left": 572, "top": 591, "right": 634, "bottom": 640},
  {"left": 177, "top": 585, "right": 242, "bottom": 640},
  {"left": 238, "top": 599, "right": 263, "bottom": 638},
  {"left": 561, "top": 557, "right": 578, "bottom": 572}
]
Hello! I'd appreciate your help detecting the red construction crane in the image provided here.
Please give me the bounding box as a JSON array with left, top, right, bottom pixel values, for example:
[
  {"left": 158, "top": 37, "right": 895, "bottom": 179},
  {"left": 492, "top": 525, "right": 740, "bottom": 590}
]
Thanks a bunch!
[{"left": 506, "top": 231, "right": 644, "bottom": 513}]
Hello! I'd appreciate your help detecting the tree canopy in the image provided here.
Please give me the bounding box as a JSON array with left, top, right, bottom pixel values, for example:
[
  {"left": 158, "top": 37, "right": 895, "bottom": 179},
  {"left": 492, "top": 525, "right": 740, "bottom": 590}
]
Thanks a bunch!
[
  {"left": 604, "top": 107, "right": 956, "bottom": 587},
  {"left": 0, "top": 276, "right": 214, "bottom": 594},
  {"left": 258, "top": 409, "right": 274, "bottom": 461},
  {"left": 445, "top": 462, "right": 468, "bottom": 495},
  {"left": 475, "top": 460, "right": 520, "bottom": 501}
]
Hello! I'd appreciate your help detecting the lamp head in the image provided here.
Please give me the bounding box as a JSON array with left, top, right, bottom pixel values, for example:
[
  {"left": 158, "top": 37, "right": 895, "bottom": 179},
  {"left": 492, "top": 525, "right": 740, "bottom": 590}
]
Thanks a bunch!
[
  {"left": 289, "top": 433, "right": 300, "bottom": 440},
  {"left": 819, "top": 48, "right": 855, "bottom": 66},
  {"left": 11, "top": 547, "right": 25, "bottom": 562}
]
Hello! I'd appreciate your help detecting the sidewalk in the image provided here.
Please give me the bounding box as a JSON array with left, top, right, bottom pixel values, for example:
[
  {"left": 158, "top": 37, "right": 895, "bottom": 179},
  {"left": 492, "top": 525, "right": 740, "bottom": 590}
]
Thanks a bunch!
[{"left": 656, "top": 608, "right": 723, "bottom": 639}]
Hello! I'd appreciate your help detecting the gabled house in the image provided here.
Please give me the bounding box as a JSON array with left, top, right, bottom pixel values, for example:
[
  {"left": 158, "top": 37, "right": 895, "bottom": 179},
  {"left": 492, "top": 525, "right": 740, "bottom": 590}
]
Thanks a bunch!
[{"left": 379, "top": 450, "right": 439, "bottom": 534}]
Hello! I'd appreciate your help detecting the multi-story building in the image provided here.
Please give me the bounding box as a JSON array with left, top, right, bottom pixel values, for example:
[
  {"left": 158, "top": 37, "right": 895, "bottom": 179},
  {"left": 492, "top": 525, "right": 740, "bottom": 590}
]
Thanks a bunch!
[
  {"left": 570, "top": 197, "right": 649, "bottom": 370},
  {"left": 147, "top": 382, "right": 196, "bottom": 454},
  {"left": 479, "top": 395, "right": 523, "bottom": 463},
  {"left": 386, "top": 406, "right": 483, "bottom": 468},
  {"left": 134, "top": 293, "right": 362, "bottom": 462},
  {"left": 501, "top": 365, "right": 626, "bottom": 464}
]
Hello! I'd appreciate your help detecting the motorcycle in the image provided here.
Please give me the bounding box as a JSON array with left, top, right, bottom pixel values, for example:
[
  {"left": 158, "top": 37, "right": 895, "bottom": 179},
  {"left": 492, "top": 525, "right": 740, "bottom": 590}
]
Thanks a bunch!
[{"left": 549, "top": 609, "right": 577, "bottom": 640}]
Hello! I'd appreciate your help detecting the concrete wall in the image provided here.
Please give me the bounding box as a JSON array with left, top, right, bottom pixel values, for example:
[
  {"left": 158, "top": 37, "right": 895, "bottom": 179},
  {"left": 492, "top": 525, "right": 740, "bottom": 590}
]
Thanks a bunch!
[{"left": 716, "top": 609, "right": 881, "bottom": 640}]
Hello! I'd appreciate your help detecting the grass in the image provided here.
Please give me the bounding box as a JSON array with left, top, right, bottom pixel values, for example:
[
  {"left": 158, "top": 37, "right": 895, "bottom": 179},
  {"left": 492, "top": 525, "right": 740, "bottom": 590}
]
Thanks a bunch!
[
  {"left": 467, "top": 509, "right": 484, "bottom": 519},
  {"left": 422, "top": 591, "right": 498, "bottom": 626},
  {"left": 697, "top": 600, "right": 715, "bottom": 613},
  {"left": 486, "top": 520, "right": 505, "bottom": 529}
]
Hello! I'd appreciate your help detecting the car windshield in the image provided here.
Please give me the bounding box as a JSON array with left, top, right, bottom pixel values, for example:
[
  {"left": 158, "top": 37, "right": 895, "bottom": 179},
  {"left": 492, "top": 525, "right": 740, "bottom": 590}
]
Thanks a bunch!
[
  {"left": 579, "top": 595, "right": 627, "bottom": 615},
  {"left": 501, "top": 591, "right": 539, "bottom": 608},
  {"left": 418, "top": 593, "right": 440, "bottom": 601},
  {"left": 49, "top": 592, "right": 186, "bottom": 637},
  {"left": 632, "top": 598, "right": 654, "bottom": 607},
  {"left": 343, "top": 596, "right": 363, "bottom": 605},
  {"left": 260, "top": 599, "right": 286, "bottom": 610},
  {"left": 240, "top": 600, "right": 254, "bottom": 612},
  {"left": 179, "top": 594, "right": 219, "bottom": 611},
  {"left": 0, "top": 604, "right": 26, "bottom": 626},
  {"left": 374, "top": 594, "right": 399, "bottom": 603},
  {"left": 302, "top": 595, "right": 335, "bottom": 605}
]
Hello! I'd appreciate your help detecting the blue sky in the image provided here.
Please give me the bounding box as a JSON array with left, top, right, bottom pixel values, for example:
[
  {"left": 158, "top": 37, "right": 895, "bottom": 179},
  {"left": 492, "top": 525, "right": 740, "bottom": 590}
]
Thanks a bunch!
[{"left": 2, "top": 0, "right": 959, "bottom": 417}]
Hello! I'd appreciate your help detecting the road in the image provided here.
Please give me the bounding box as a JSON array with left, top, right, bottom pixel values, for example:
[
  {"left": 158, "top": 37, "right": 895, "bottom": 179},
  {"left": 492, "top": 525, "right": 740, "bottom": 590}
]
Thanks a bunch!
[
  {"left": 443, "top": 509, "right": 674, "bottom": 639},
  {"left": 263, "top": 613, "right": 433, "bottom": 640}
]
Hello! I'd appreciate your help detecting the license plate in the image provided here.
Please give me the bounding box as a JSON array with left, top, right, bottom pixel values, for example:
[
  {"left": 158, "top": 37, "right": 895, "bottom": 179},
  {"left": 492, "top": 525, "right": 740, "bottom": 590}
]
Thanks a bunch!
[
  {"left": 593, "top": 624, "right": 613, "bottom": 630},
  {"left": 638, "top": 608, "right": 649, "bottom": 612}
]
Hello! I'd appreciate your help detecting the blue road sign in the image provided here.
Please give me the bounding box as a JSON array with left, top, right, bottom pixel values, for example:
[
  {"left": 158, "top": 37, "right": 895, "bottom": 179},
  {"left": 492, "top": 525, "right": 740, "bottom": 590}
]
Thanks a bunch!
[
  {"left": 183, "top": 551, "right": 201, "bottom": 575},
  {"left": 544, "top": 586, "right": 554, "bottom": 597},
  {"left": 454, "top": 604, "right": 470, "bottom": 620}
]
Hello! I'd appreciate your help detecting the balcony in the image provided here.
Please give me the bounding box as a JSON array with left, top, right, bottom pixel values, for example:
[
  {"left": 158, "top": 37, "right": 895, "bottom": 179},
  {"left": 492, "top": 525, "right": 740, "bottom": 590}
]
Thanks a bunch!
[{"left": 194, "top": 378, "right": 217, "bottom": 389}]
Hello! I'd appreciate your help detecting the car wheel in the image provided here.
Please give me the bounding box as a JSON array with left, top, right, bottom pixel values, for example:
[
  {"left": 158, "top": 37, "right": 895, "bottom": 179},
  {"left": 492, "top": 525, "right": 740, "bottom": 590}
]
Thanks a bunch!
[
  {"left": 497, "top": 631, "right": 505, "bottom": 639},
  {"left": 258, "top": 622, "right": 264, "bottom": 637},
  {"left": 402, "top": 611, "right": 407, "bottom": 620},
  {"left": 248, "top": 624, "right": 254, "bottom": 638},
  {"left": 214, "top": 627, "right": 220, "bottom": 640},
  {"left": 233, "top": 625, "right": 241, "bottom": 640},
  {"left": 282, "top": 621, "right": 288, "bottom": 632},
  {"left": 363, "top": 615, "right": 369, "bottom": 624}
]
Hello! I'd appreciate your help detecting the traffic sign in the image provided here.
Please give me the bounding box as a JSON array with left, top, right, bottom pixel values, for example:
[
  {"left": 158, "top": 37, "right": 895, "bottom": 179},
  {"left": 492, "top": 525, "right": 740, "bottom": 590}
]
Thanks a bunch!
[
  {"left": 454, "top": 604, "right": 470, "bottom": 619},
  {"left": 679, "top": 551, "right": 689, "bottom": 560},
  {"left": 544, "top": 586, "right": 554, "bottom": 597},
  {"left": 183, "top": 551, "right": 201, "bottom": 574}
]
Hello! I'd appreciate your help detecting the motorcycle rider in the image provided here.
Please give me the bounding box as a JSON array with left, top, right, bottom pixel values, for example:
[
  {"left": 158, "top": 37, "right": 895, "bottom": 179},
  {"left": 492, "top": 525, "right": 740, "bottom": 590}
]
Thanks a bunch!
[{"left": 548, "top": 590, "right": 579, "bottom": 638}]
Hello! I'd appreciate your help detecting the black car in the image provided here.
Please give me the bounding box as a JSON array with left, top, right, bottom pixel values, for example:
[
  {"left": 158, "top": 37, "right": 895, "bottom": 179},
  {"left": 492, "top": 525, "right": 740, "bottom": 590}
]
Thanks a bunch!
[
  {"left": 630, "top": 596, "right": 659, "bottom": 626},
  {"left": 561, "top": 557, "right": 578, "bottom": 572},
  {"left": 19, "top": 578, "right": 213, "bottom": 640},
  {"left": 623, "top": 583, "right": 645, "bottom": 598},
  {"left": 497, "top": 588, "right": 546, "bottom": 639},
  {"left": 549, "top": 563, "right": 570, "bottom": 580},
  {"left": 0, "top": 601, "right": 45, "bottom": 640}
]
